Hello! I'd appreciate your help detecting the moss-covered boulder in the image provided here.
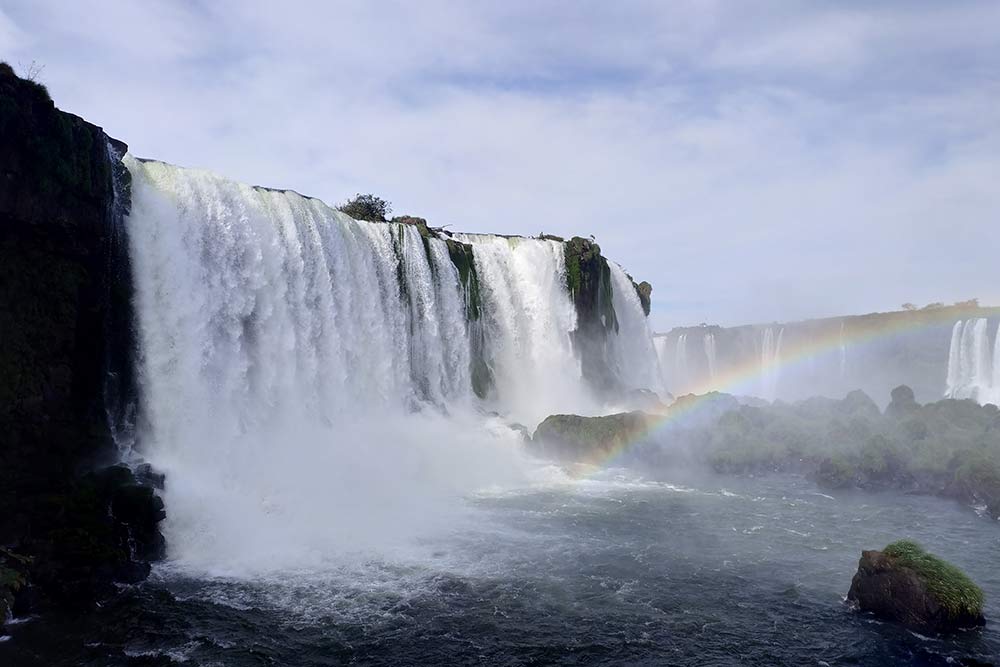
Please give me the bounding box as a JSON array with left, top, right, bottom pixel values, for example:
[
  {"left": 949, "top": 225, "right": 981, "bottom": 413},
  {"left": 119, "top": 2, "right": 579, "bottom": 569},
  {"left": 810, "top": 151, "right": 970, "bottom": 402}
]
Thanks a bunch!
[
  {"left": 532, "top": 411, "right": 655, "bottom": 463},
  {"left": 847, "top": 540, "right": 985, "bottom": 631},
  {"left": 634, "top": 280, "right": 652, "bottom": 317}
]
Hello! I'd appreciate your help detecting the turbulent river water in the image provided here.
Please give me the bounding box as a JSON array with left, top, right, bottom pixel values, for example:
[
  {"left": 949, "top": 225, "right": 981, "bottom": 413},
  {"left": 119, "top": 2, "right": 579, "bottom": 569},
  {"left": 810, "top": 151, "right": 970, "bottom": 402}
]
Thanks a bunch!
[{"left": 4, "top": 469, "right": 998, "bottom": 666}]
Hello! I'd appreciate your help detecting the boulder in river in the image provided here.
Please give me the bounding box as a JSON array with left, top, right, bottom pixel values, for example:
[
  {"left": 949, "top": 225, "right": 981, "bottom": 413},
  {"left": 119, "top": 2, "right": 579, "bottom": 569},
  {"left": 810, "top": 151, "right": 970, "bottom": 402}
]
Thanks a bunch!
[
  {"left": 532, "top": 411, "right": 655, "bottom": 463},
  {"left": 847, "top": 540, "right": 985, "bottom": 631}
]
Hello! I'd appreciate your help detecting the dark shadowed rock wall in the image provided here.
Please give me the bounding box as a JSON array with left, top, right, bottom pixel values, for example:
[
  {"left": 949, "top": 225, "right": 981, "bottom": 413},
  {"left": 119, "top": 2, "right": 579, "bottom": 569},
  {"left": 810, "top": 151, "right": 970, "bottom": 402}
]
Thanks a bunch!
[{"left": 0, "top": 63, "right": 160, "bottom": 618}]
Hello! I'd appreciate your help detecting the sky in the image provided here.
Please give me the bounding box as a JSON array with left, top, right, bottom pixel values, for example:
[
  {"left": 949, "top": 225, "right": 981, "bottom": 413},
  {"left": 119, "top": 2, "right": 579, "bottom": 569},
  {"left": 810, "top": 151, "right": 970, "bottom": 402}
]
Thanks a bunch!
[{"left": 1, "top": 1, "right": 997, "bottom": 330}]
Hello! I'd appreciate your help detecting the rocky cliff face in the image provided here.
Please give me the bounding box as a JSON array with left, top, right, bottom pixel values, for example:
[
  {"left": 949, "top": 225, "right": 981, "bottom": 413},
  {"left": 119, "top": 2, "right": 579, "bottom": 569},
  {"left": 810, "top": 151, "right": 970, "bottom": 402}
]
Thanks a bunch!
[{"left": 0, "top": 63, "right": 162, "bottom": 620}]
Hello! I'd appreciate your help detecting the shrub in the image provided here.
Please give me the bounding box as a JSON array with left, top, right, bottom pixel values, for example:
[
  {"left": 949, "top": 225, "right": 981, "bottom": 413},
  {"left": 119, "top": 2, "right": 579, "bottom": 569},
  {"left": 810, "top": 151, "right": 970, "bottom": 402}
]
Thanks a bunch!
[{"left": 338, "top": 193, "right": 391, "bottom": 222}]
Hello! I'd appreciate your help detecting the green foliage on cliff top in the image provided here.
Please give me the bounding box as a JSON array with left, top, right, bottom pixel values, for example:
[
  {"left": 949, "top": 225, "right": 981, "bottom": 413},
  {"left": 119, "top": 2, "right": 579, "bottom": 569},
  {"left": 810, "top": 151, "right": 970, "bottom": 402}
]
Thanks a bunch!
[
  {"left": 339, "top": 193, "right": 391, "bottom": 222},
  {"left": 882, "top": 540, "right": 984, "bottom": 620}
]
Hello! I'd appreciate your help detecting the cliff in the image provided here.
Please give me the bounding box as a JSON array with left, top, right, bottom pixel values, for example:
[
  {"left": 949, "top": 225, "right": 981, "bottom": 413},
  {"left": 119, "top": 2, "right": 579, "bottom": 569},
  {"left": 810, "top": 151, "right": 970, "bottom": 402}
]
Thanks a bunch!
[{"left": 0, "top": 63, "right": 162, "bottom": 620}]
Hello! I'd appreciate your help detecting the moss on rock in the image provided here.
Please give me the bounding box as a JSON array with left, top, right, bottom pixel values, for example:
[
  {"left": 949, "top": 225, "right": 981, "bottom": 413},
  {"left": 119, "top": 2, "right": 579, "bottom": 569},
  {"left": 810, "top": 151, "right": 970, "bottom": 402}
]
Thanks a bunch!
[
  {"left": 881, "top": 540, "right": 984, "bottom": 622},
  {"left": 847, "top": 540, "right": 985, "bottom": 631}
]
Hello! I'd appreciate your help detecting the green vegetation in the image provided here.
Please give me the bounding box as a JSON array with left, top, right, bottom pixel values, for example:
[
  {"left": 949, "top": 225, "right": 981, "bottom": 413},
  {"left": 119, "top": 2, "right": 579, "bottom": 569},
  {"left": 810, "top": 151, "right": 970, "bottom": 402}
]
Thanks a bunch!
[
  {"left": 645, "top": 387, "right": 1000, "bottom": 516},
  {"left": 534, "top": 412, "right": 653, "bottom": 462},
  {"left": 882, "top": 540, "right": 984, "bottom": 621},
  {"left": 338, "top": 193, "right": 391, "bottom": 222}
]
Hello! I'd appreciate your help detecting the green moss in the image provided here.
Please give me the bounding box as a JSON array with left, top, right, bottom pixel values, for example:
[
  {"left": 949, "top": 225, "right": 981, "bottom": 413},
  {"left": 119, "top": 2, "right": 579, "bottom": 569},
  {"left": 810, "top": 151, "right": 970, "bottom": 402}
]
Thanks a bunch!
[{"left": 882, "top": 540, "right": 984, "bottom": 620}]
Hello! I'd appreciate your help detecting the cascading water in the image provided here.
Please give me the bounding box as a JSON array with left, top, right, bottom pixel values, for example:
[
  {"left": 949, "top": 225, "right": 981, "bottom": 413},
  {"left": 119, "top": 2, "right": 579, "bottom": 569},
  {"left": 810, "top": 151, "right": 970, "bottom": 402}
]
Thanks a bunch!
[
  {"left": 126, "top": 159, "right": 533, "bottom": 571},
  {"left": 760, "top": 327, "right": 784, "bottom": 401},
  {"left": 124, "top": 158, "right": 664, "bottom": 571},
  {"left": 607, "top": 261, "right": 665, "bottom": 396},
  {"left": 703, "top": 333, "right": 717, "bottom": 382},
  {"left": 453, "top": 233, "right": 594, "bottom": 426},
  {"left": 945, "top": 318, "right": 997, "bottom": 404},
  {"left": 674, "top": 333, "right": 688, "bottom": 392}
]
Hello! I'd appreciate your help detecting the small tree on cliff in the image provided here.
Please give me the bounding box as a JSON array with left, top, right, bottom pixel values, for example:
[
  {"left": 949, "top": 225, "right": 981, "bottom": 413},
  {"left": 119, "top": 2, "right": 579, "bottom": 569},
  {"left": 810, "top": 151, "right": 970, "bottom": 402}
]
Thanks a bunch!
[{"left": 338, "top": 194, "right": 391, "bottom": 222}]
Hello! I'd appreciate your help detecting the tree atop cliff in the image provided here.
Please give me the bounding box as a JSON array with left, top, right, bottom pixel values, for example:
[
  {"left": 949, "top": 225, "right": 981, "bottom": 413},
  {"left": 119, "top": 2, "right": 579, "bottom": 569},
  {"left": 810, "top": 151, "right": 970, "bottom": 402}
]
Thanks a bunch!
[{"left": 338, "top": 193, "right": 391, "bottom": 222}]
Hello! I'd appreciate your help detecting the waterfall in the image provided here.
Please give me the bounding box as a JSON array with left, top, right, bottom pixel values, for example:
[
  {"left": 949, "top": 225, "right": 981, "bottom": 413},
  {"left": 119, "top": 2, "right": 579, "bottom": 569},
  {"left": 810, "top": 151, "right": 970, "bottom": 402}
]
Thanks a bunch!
[
  {"left": 454, "top": 233, "right": 591, "bottom": 426},
  {"left": 703, "top": 333, "right": 717, "bottom": 382},
  {"left": 124, "top": 160, "right": 517, "bottom": 568},
  {"left": 945, "top": 318, "right": 996, "bottom": 404},
  {"left": 124, "top": 158, "right": 662, "bottom": 569},
  {"left": 674, "top": 333, "right": 688, "bottom": 392},
  {"left": 607, "top": 261, "right": 664, "bottom": 396},
  {"left": 760, "top": 327, "right": 784, "bottom": 401}
]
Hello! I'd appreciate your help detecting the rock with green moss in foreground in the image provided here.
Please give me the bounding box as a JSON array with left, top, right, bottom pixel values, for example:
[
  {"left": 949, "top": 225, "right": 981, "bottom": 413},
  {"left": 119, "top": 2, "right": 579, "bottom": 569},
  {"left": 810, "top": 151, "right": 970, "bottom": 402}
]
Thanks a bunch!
[{"left": 847, "top": 540, "right": 985, "bottom": 631}]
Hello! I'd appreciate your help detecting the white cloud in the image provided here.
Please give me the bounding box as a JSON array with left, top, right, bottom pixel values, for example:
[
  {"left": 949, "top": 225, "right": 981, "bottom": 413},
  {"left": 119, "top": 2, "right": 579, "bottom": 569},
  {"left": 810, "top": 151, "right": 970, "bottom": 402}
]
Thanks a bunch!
[{"left": 1, "top": 0, "right": 997, "bottom": 329}]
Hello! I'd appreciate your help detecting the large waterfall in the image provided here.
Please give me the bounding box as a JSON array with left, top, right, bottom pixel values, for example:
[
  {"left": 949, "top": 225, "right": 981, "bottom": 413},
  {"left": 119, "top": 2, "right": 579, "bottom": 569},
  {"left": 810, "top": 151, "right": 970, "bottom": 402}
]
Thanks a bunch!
[
  {"left": 124, "top": 158, "right": 660, "bottom": 570},
  {"left": 945, "top": 318, "right": 999, "bottom": 405}
]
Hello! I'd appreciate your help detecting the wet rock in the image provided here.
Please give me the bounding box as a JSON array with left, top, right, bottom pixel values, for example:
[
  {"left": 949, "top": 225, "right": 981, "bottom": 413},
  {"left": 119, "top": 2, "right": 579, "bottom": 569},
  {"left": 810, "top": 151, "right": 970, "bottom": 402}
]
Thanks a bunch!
[
  {"left": 847, "top": 541, "right": 985, "bottom": 631},
  {"left": 885, "top": 384, "right": 919, "bottom": 418},
  {"left": 135, "top": 462, "right": 166, "bottom": 490}
]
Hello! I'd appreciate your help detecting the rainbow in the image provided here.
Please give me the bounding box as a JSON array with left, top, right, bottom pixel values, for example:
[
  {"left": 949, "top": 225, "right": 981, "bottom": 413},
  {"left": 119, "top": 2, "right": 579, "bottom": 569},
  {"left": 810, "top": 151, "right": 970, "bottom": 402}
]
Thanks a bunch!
[{"left": 574, "top": 305, "right": 999, "bottom": 476}]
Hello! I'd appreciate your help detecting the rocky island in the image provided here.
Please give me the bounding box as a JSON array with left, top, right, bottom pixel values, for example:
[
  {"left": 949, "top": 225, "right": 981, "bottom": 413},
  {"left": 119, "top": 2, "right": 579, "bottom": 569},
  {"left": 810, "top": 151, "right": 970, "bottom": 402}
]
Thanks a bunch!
[{"left": 847, "top": 540, "right": 985, "bottom": 632}]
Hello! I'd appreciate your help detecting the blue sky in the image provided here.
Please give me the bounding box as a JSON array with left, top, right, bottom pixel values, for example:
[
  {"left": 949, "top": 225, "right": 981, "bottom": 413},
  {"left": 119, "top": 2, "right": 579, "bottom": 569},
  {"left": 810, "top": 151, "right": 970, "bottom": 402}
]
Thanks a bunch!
[{"left": 2, "top": 1, "right": 997, "bottom": 329}]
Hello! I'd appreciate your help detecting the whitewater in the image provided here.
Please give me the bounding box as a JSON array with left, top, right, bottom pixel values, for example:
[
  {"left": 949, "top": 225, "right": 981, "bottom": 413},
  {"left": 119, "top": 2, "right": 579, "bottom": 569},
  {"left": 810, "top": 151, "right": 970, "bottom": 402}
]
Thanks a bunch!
[{"left": 123, "top": 157, "right": 660, "bottom": 573}]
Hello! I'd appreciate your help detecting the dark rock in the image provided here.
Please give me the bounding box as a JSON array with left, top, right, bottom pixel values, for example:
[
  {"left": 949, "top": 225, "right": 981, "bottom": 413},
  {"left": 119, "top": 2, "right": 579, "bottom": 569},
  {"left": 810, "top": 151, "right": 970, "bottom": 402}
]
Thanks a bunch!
[
  {"left": 838, "top": 390, "right": 881, "bottom": 419},
  {"left": 135, "top": 462, "right": 166, "bottom": 490},
  {"left": 885, "top": 384, "right": 919, "bottom": 418},
  {"left": 0, "top": 62, "right": 151, "bottom": 614},
  {"left": 623, "top": 388, "right": 667, "bottom": 412},
  {"left": 563, "top": 236, "right": 619, "bottom": 393},
  {"left": 635, "top": 280, "right": 652, "bottom": 317},
  {"left": 847, "top": 541, "right": 985, "bottom": 631},
  {"left": 508, "top": 423, "right": 531, "bottom": 442}
]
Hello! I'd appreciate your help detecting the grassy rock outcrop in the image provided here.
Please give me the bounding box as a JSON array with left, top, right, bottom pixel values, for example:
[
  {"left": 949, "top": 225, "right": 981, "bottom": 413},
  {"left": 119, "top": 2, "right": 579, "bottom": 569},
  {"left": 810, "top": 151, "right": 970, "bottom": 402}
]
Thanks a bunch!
[
  {"left": 847, "top": 541, "right": 985, "bottom": 631},
  {"left": 533, "top": 411, "right": 655, "bottom": 463}
]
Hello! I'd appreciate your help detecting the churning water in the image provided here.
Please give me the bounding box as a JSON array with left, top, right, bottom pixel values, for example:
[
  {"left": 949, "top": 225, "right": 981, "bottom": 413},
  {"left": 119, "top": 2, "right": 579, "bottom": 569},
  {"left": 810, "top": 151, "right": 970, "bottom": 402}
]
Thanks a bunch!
[{"left": 3, "top": 471, "right": 997, "bottom": 666}]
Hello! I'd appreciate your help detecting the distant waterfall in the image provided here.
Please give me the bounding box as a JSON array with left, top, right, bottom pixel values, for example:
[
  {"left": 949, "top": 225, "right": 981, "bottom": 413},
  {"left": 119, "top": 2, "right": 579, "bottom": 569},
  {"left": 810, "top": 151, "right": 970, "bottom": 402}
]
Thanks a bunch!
[
  {"left": 674, "top": 333, "right": 688, "bottom": 392},
  {"left": 703, "top": 333, "right": 717, "bottom": 381},
  {"left": 760, "top": 327, "right": 784, "bottom": 401},
  {"left": 946, "top": 318, "right": 997, "bottom": 404}
]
